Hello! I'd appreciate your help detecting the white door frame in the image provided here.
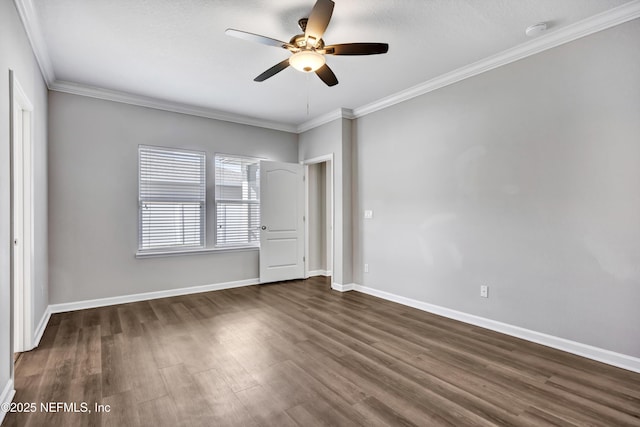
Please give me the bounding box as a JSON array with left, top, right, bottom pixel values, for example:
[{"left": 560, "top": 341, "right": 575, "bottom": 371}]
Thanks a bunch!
[
  {"left": 302, "top": 154, "right": 334, "bottom": 279},
  {"left": 10, "top": 70, "right": 35, "bottom": 353}
]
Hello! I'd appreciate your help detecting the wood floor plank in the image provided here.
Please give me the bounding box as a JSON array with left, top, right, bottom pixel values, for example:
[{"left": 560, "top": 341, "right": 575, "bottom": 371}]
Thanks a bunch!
[
  {"left": 128, "top": 301, "right": 159, "bottom": 324},
  {"left": 516, "top": 406, "right": 580, "bottom": 427},
  {"left": 408, "top": 352, "right": 530, "bottom": 415},
  {"left": 221, "top": 334, "right": 289, "bottom": 375},
  {"left": 81, "top": 307, "right": 103, "bottom": 329},
  {"left": 67, "top": 374, "right": 102, "bottom": 427},
  {"left": 34, "top": 363, "right": 75, "bottom": 427},
  {"left": 116, "top": 305, "right": 143, "bottom": 337},
  {"left": 193, "top": 368, "right": 258, "bottom": 426},
  {"left": 235, "top": 385, "right": 300, "bottom": 427},
  {"left": 98, "top": 307, "right": 122, "bottom": 337},
  {"left": 146, "top": 298, "right": 181, "bottom": 325},
  {"left": 514, "top": 348, "right": 640, "bottom": 398},
  {"left": 13, "top": 322, "right": 59, "bottom": 378},
  {"left": 72, "top": 325, "right": 102, "bottom": 380},
  {"left": 138, "top": 321, "right": 183, "bottom": 369},
  {"left": 339, "top": 353, "right": 497, "bottom": 427},
  {"left": 47, "top": 317, "right": 80, "bottom": 369},
  {"left": 4, "top": 277, "right": 640, "bottom": 427},
  {"left": 138, "top": 395, "right": 181, "bottom": 426},
  {"left": 4, "top": 374, "right": 42, "bottom": 427},
  {"left": 286, "top": 400, "right": 361, "bottom": 427},
  {"left": 296, "top": 339, "right": 453, "bottom": 426},
  {"left": 159, "top": 364, "right": 216, "bottom": 426},
  {"left": 100, "top": 334, "right": 132, "bottom": 398},
  {"left": 352, "top": 395, "right": 419, "bottom": 427},
  {"left": 546, "top": 374, "right": 640, "bottom": 417},
  {"left": 127, "top": 336, "right": 167, "bottom": 404},
  {"left": 206, "top": 350, "right": 259, "bottom": 393},
  {"left": 136, "top": 395, "right": 180, "bottom": 427},
  {"left": 101, "top": 390, "right": 141, "bottom": 427}
]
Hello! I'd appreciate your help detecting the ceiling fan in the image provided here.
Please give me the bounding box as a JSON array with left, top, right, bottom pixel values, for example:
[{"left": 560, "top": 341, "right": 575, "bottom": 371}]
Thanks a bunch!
[{"left": 225, "top": 0, "right": 389, "bottom": 87}]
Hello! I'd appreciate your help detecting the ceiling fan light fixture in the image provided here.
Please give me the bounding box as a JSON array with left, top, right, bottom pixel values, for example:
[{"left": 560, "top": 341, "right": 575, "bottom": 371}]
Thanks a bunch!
[{"left": 290, "top": 50, "right": 325, "bottom": 73}]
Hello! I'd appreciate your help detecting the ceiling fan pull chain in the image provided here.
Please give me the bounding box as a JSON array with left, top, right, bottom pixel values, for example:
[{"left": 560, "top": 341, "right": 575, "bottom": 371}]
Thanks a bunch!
[{"left": 306, "top": 73, "right": 311, "bottom": 116}]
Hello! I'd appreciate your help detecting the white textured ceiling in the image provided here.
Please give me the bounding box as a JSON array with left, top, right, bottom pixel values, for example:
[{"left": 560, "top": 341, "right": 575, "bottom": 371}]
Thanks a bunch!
[{"left": 32, "top": 0, "right": 632, "bottom": 127}]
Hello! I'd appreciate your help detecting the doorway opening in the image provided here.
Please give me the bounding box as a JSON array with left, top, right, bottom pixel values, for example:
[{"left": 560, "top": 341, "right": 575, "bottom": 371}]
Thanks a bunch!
[
  {"left": 10, "top": 71, "right": 35, "bottom": 358},
  {"left": 304, "top": 155, "right": 333, "bottom": 281}
]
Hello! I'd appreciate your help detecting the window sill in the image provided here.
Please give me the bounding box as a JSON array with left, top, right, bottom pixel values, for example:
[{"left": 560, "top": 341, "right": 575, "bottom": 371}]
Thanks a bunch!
[{"left": 136, "top": 246, "right": 259, "bottom": 259}]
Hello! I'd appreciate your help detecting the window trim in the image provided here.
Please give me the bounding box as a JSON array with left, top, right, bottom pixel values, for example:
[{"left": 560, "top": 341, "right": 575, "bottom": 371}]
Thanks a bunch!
[
  {"left": 138, "top": 144, "right": 206, "bottom": 254},
  {"left": 213, "top": 152, "right": 263, "bottom": 249},
  {"left": 135, "top": 245, "right": 258, "bottom": 258}
]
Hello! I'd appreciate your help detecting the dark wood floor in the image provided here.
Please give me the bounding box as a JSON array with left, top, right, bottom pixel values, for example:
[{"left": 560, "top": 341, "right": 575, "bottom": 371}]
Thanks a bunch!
[{"left": 3, "top": 276, "right": 640, "bottom": 426}]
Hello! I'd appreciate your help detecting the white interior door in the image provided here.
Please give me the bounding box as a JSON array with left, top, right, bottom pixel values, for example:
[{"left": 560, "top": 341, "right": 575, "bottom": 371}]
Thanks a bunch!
[{"left": 260, "top": 161, "right": 304, "bottom": 283}]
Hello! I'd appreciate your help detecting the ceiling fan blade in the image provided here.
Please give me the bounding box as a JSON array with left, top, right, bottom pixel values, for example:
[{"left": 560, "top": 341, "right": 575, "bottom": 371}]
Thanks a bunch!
[
  {"left": 305, "top": 0, "right": 334, "bottom": 46},
  {"left": 315, "top": 64, "right": 338, "bottom": 87},
  {"left": 225, "top": 29, "right": 294, "bottom": 50},
  {"left": 254, "top": 59, "right": 291, "bottom": 82},
  {"left": 324, "top": 43, "right": 389, "bottom": 55}
]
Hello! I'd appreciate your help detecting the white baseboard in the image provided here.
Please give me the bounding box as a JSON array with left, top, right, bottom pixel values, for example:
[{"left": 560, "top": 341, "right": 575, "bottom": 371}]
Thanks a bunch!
[
  {"left": 0, "top": 379, "right": 16, "bottom": 425},
  {"left": 33, "top": 306, "right": 52, "bottom": 348},
  {"left": 308, "top": 270, "right": 331, "bottom": 277},
  {"left": 331, "top": 283, "right": 355, "bottom": 292},
  {"left": 353, "top": 284, "right": 640, "bottom": 374},
  {"left": 49, "top": 278, "right": 260, "bottom": 314}
]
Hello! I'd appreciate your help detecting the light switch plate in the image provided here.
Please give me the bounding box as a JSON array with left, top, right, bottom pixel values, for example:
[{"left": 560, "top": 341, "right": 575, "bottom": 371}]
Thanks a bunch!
[
  {"left": 480, "top": 285, "right": 489, "bottom": 298},
  {"left": 364, "top": 210, "right": 373, "bottom": 219}
]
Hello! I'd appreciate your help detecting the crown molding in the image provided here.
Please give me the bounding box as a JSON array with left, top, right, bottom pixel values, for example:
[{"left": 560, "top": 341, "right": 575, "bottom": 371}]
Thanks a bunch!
[
  {"left": 14, "top": 0, "right": 55, "bottom": 84},
  {"left": 352, "top": 0, "right": 640, "bottom": 119},
  {"left": 16, "top": 0, "right": 640, "bottom": 134},
  {"left": 50, "top": 81, "right": 298, "bottom": 133},
  {"left": 296, "top": 107, "right": 355, "bottom": 133}
]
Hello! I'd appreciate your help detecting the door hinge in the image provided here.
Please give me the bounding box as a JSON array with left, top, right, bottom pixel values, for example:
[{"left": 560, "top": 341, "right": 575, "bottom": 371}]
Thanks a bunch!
[
  {"left": 303, "top": 256, "right": 305, "bottom": 262},
  {"left": 303, "top": 215, "right": 305, "bottom": 222},
  {"left": 303, "top": 175, "right": 306, "bottom": 182}
]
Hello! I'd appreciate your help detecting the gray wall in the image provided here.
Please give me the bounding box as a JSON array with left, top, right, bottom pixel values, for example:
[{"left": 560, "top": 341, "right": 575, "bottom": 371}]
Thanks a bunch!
[
  {"left": 48, "top": 92, "right": 297, "bottom": 304},
  {"left": 353, "top": 20, "right": 640, "bottom": 357},
  {"left": 0, "top": 0, "right": 49, "bottom": 399}
]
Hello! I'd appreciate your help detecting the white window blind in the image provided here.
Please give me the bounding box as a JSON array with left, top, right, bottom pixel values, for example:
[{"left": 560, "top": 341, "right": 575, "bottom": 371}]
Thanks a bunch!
[
  {"left": 139, "top": 145, "right": 206, "bottom": 251},
  {"left": 215, "top": 154, "right": 260, "bottom": 247}
]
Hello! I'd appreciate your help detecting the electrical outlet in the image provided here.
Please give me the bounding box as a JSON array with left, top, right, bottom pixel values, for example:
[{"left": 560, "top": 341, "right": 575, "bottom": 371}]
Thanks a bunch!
[
  {"left": 480, "top": 285, "right": 489, "bottom": 298},
  {"left": 364, "top": 263, "right": 369, "bottom": 273},
  {"left": 364, "top": 210, "right": 373, "bottom": 219}
]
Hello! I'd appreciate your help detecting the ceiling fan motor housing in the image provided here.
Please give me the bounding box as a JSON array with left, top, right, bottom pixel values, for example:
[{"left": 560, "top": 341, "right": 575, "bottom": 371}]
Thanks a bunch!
[{"left": 290, "top": 33, "right": 325, "bottom": 49}]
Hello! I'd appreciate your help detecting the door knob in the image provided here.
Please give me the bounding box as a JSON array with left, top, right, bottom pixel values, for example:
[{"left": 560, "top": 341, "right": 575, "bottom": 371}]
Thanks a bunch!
[{"left": 261, "top": 226, "right": 267, "bottom": 230}]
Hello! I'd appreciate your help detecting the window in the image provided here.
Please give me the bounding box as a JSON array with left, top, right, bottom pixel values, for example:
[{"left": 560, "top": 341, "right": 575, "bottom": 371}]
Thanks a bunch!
[
  {"left": 215, "top": 154, "right": 260, "bottom": 247},
  {"left": 138, "top": 145, "right": 206, "bottom": 252}
]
